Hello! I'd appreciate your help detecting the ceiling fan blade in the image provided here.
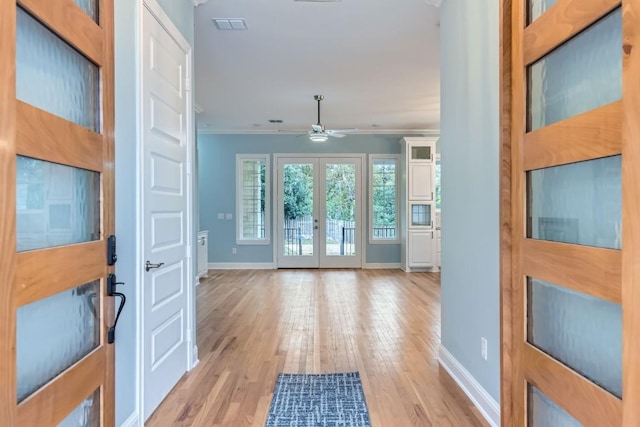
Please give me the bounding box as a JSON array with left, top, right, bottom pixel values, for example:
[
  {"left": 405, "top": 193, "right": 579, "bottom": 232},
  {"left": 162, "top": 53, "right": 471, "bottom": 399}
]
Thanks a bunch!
[
  {"left": 326, "top": 128, "right": 358, "bottom": 134},
  {"left": 311, "top": 124, "right": 323, "bottom": 133},
  {"left": 328, "top": 133, "right": 345, "bottom": 138}
]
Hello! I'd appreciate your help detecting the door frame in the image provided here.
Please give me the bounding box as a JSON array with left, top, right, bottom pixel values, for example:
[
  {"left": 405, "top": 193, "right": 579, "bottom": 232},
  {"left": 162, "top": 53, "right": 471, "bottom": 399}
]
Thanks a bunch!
[
  {"left": 273, "top": 153, "right": 367, "bottom": 269},
  {"left": 135, "top": 0, "right": 196, "bottom": 421}
]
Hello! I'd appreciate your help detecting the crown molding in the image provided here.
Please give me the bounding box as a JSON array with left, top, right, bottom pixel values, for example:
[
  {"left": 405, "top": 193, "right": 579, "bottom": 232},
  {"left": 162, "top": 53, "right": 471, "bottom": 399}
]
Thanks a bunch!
[{"left": 196, "top": 128, "right": 440, "bottom": 136}]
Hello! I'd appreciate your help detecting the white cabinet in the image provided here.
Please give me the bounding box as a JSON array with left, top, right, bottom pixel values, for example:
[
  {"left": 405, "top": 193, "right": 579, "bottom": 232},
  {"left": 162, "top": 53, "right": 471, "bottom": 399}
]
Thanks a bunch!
[
  {"left": 408, "top": 230, "right": 435, "bottom": 268},
  {"left": 197, "top": 230, "right": 209, "bottom": 279},
  {"left": 409, "top": 163, "right": 434, "bottom": 201},
  {"left": 400, "top": 137, "right": 438, "bottom": 272}
]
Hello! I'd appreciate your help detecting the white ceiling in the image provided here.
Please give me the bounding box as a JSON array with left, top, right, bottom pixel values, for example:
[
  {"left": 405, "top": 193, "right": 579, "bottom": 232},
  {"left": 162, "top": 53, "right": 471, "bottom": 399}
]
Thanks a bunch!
[{"left": 193, "top": 0, "right": 441, "bottom": 134}]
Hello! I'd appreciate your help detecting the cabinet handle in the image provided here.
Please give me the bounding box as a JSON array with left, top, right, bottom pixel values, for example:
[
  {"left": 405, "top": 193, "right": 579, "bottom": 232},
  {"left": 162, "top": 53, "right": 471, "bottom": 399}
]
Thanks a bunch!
[
  {"left": 431, "top": 231, "right": 434, "bottom": 239},
  {"left": 431, "top": 191, "right": 433, "bottom": 200}
]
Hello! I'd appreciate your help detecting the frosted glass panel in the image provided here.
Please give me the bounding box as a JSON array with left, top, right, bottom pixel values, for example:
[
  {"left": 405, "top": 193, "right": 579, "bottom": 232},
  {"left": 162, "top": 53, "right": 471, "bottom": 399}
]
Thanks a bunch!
[
  {"left": 16, "top": 8, "right": 100, "bottom": 131},
  {"left": 528, "top": 0, "right": 559, "bottom": 23},
  {"left": 528, "top": 278, "right": 622, "bottom": 397},
  {"left": 17, "top": 281, "right": 100, "bottom": 402},
  {"left": 527, "top": 156, "right": 621, "bottom": 249},
  {"left": 59, "top": 389, "right": 100, "bottom": 427},
  {"left": 17, "top": 156, "right": 100, "bottom": 252},
  {"left": 528, "top": 386, "right": 582, "bottom": 427},
  {"left": 72, "top": 0, "right": 98, "bottom": 22},
  {"left": 325, "top": 163, "right": 356, "bottom": 256},
  {"left": 527, "top": 8, "right": 621, "bottom": 131}
]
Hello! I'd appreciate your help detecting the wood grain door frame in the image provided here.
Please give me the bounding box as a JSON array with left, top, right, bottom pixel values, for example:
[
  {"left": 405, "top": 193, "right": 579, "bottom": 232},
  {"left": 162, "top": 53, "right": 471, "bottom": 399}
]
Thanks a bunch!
[
  {"left": 136, "top": 0, "right": 197, "bottom": 420},
  {"left": 500, "top": 0, "right": 640, "bottom": 425},
  {"left": 0, "top": 0, "right": 115, "bottom": 425}
]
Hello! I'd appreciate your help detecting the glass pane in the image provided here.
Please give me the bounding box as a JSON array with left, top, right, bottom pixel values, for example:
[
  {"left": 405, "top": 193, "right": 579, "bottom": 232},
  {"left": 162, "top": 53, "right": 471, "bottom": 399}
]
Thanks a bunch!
[
  {"left": 411, "top": 204, "right": 432, "bottom": 227},
  {"left": 72, "top": 0, "right": 98, "bottom": 22},
  {"left": 283, "top": 164, "right": 314, "bottom": 256},
  {"left": 528, "top": 278, "right": 622, "bottom": 397},
  {"left": 528, "top": 385, "right": 582, "bottom": 427},
  {"left": 527, "top": 155, "right": 621, "bottom": 249},
  {"left": 17, "top": 281, "right": 100, "bottom": 402},
  {"left": 240, "top": 159, "right": 266, "bottom": 240},
  {"left": 325, "top": 163, "right": 356, "bottom": 256},
  {"left": 17, "top": 156, "right": 100, "bottom": 252},
  {"left": 527, "top": 8, "right": 621, "bottom": 131},
  {"left": 435, "top": 158, "right": 441, "bottom": 211},
  {"left": 528, "top": 0, "right": 558, "bottom": 24},
  {"left": 372, "top": 159, "right": 397, "bottom": 240},
  {"left": 411, "top": 146, "right": 431, "bottom": 160},
  {"left": 59, "top": 388, "right": 100, "bottom": 427},
  {"left": 17, "top": 8, "right": 100, "bottom": 131}
]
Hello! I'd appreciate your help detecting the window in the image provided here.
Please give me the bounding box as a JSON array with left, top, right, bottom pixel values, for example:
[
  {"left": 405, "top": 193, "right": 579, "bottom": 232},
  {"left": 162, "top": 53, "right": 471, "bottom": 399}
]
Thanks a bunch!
[
  {"left": 236, "top": 155, "right": 270, "bottom": 244},
  {"left": 369, "top": 155, "right": 399, "bottom": 243}
]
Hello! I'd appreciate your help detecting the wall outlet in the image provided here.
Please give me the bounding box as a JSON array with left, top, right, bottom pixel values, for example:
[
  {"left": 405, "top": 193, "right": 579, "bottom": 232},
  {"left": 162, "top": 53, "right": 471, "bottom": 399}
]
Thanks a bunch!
[
  {"left": 481, "top": 337, "right": 488, "bottom": 361},
  {"left": 225, "top": 213, "right": 232, "bottom": 220},
  {"left": 232, "top": 247, "right": 237, "bottom": 255},
  {"left": 217, "top": 213, "right": 224, "bottom": 220}
]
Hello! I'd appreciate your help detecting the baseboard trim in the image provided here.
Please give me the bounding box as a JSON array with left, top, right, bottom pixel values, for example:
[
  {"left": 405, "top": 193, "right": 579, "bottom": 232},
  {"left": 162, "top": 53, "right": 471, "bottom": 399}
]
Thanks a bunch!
[
  {"left": 438, "top": 346, "right": 500, "bottom": 427},
  {"left": 208, "top": 262, "right": 275, "bottom": 270},
  {"left": 191, "top": 344, "right": 200, "bottom": 369},
  {"left": 362, "top": 263, "right": 401, "bottom": 269},
  {"left": 120, "top": 411, "right": 139, "bottom": 427}
]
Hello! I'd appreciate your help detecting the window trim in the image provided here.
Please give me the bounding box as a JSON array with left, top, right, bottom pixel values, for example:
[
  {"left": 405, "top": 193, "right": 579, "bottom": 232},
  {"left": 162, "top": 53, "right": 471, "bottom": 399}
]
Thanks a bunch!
[
  {"left": 236, "top": 154, "right": 271, "bottom": 245},
  {"left": 368, "top": 154, "right": 401, "bottom": 244}
]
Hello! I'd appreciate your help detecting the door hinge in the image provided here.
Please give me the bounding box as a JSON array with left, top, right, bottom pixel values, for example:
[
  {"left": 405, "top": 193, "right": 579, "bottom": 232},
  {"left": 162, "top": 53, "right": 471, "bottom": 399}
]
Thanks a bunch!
[
  {"left": 185, "top": 244, "right": 192, "bottom": 259},
  {"left": 184, "top": 78, "right": 192, "bottom": 91}
]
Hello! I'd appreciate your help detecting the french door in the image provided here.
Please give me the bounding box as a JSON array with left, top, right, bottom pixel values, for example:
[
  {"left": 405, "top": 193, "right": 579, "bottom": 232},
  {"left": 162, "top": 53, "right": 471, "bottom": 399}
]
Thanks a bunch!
[
  {"left": 0, "top": 0, "right": 115, "bottom": 425},
  {"left": 503, "top": 0, "right": 639, "bottom": 425},
  {"left": 276, "top": 156, "right": 363, "bottom": 269}
]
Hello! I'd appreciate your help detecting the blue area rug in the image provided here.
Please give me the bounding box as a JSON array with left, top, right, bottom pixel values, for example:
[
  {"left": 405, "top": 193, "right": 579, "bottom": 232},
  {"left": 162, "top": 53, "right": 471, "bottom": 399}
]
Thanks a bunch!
[{"left": 266, "top": 372, "right": 372, "bottom": 427}]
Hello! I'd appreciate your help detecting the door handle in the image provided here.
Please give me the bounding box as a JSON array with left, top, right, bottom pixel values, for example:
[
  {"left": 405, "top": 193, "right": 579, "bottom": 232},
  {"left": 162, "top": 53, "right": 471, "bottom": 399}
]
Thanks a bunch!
[{"left": 145, "top": 260, "right": 165, "bottom": 272}]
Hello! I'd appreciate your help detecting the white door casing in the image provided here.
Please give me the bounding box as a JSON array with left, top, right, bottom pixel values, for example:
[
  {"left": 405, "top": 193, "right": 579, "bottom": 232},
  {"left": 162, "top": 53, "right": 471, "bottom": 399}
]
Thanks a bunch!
[{"left": 141, "top": 2, "right": 193, "bottom": 420}]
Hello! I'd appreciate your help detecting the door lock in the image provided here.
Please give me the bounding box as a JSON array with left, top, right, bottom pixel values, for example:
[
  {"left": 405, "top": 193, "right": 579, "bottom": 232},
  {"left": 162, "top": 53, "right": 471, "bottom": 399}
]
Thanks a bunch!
[{"left": 145, "top": 260, "right": 165, "bottom": 272}]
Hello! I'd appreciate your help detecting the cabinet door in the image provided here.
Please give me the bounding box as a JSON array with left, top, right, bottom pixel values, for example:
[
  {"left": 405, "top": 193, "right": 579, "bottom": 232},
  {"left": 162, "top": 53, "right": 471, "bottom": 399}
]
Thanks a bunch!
[
  {"left": 409, "top": 230, "right": 434, "bottom": 267},
  {"left": 409, "top": 163, "right": 433, "bottom": 200}
]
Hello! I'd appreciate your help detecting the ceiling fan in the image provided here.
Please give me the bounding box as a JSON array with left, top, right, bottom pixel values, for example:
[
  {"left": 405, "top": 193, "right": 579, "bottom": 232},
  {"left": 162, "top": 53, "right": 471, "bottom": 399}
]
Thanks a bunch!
[{"left": 282, "top": 95, "right": 358, "bottom": 143}]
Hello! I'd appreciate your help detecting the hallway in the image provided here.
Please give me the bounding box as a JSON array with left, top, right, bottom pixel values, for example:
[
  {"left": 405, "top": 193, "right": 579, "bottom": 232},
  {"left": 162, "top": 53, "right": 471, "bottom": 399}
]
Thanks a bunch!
[{"left": 147, "top": 270, "right": 488, "bottom": 426}]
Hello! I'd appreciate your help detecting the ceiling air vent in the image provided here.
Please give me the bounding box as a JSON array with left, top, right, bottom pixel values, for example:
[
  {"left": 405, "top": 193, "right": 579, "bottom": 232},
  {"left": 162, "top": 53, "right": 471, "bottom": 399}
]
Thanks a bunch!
[
  {"left": 212, "top": 18, "right": 248, "bottom": 30},
  {"left": 268, "top": 119, "right": 283, "bottom": 124}
]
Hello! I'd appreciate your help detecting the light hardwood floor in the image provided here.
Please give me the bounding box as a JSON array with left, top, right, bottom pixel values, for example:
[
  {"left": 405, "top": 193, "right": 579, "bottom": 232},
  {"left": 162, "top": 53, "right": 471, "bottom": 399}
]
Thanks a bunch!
[{"left": 146, "top": 270, "right": 490, "bottom": 427}]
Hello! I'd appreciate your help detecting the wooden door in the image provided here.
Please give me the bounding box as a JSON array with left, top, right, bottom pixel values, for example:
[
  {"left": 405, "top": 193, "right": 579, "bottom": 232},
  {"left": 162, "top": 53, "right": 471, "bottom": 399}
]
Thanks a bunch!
[
  {"left": 0, "top": 0, "right": 115, "bottom": 425},
  {"left": 502, "top": 0, "right": 639, "bottom": 425}
]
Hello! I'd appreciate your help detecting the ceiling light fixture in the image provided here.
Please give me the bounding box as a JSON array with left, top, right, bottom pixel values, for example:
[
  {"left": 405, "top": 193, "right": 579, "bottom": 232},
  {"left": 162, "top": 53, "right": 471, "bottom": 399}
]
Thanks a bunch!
[{"left": 309, "top": 134, "right": 328, "bottom": 143}]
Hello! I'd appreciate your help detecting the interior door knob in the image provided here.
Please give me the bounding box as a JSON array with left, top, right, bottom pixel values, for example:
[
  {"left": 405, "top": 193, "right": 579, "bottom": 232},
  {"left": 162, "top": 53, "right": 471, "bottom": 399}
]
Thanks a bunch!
[{"left": 145, "top": 260, "right": 165, "bottom": 272}]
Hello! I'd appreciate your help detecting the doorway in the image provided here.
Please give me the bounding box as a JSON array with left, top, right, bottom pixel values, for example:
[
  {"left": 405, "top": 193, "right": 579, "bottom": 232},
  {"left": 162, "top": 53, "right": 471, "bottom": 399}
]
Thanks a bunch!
[{"left": 275, "top": 155, "right": 365, "bottom": 269}]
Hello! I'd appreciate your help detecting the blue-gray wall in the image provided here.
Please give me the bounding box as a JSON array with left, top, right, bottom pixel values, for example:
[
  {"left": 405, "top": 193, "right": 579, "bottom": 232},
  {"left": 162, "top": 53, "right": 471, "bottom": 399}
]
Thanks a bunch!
[
  {"left": 440, "top": 0, "right": 501, "bottom": 403},
  {"left": 114, "top": 1, "right": 194, "bottom": 425},
  {"left": 198, "top": 134, "right": 405, "bottom": 265}
]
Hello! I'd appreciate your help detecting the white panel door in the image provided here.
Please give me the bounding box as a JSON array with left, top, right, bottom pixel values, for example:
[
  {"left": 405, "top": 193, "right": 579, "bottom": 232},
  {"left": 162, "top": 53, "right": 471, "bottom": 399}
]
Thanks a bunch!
[
  {"left": 142, "top": 6, "right": 190, "bottom": 420},
  {"left": 408, "top": 162, "right": 434, "bottom": 200}
]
